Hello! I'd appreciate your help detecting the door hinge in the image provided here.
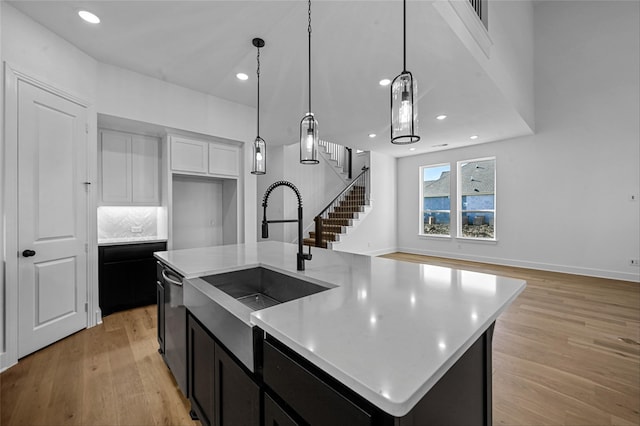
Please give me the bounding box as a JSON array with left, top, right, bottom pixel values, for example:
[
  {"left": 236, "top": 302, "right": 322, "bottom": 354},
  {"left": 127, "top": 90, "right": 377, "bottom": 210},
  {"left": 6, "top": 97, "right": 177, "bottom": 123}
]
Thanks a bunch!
[
  {"left": 85, "top": 123, "right": 89, "bottom": 134},
  {"left": 85, "top": 302, "right": 88, "bottom": 312},
  {"left": 84, "top": 243, "right": 88, "bottom": 253}
]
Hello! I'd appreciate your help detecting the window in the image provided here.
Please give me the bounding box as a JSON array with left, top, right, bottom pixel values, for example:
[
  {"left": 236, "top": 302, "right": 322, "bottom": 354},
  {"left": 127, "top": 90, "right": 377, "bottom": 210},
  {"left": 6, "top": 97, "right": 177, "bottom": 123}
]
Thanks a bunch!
[
  {"left": 420, "top": 163, "right": 451, "bottom": 236},
  {"left": 457, "top": 157, "right": 496, "bottom": 240}
]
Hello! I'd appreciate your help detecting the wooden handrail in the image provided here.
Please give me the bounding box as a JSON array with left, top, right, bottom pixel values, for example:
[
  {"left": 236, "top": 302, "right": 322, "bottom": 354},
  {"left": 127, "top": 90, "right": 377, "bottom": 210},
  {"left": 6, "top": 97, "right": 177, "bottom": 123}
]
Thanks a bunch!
[{"left": 314, "top": 166, "right": 369, "bottom": 247}]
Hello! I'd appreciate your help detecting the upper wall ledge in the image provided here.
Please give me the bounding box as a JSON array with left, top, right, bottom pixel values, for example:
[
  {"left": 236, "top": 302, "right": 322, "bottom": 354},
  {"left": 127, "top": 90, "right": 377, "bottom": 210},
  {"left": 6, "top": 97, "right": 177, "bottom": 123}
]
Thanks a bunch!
[{"left": 434, "top": 0, "right": 493, "bottom": 59}]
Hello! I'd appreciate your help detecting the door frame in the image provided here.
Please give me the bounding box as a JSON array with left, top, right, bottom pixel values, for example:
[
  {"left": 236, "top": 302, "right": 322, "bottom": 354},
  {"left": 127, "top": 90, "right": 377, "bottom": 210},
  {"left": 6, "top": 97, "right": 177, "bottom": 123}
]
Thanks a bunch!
[{"left": 2, "top": 63, "right": 99, "bottom": 371}]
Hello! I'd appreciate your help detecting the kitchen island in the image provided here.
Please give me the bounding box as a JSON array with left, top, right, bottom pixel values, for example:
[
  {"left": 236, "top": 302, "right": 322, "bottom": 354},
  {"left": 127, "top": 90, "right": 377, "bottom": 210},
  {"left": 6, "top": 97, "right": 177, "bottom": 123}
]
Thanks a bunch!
[{"left": 155, "top": 241, "right": 526, "bottom": 425}]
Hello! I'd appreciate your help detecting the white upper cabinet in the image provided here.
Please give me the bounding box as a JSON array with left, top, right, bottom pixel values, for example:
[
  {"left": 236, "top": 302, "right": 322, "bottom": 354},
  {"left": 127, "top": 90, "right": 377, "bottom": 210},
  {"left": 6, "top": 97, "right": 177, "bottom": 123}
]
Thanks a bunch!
[
  {"left": 171, "top": 137, "right": 208, "bottom": 174},
  {"left": 170, "top": 136, "right": 239, "bottom": 178},
  {"left": 208, "top": 142, "right": 239, "bottom": 177},
  {"left": 131, "top": 134, "right": 161, "bottom": 204},
  {"left": 99, "top": 129, "right": 160, "bottom": 205}
]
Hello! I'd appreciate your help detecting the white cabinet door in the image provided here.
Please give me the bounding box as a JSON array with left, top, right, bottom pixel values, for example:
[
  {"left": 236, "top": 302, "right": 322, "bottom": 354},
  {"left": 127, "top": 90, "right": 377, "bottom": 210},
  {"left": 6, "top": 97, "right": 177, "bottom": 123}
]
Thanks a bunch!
[
  {"left": 100, "top": 130, "right": 160, "bottom": 205},
  {"left": 100, "top": 130, "right": 132, "bottom": 204},
  {"left": 131, "top": 134, "right": 160, "bottom": 205},
  {"left": 171, "top": 137, "right": 208, "bottom": 174},
  {"left": 209, "top": 143, "right": 239, "bottom": 177}
]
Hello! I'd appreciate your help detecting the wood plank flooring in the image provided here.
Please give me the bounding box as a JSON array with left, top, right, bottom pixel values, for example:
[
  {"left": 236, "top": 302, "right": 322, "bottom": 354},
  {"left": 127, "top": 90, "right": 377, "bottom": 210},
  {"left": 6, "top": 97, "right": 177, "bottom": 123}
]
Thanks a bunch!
[
  {"left": 0, "top": 306, "right": 197, "bottom": 426},
  {"left": 1, "top": 254, "right": 638, "bottom": 425},
  {"left": 381, "top": 253, "right": 640, "bottom": 426}
]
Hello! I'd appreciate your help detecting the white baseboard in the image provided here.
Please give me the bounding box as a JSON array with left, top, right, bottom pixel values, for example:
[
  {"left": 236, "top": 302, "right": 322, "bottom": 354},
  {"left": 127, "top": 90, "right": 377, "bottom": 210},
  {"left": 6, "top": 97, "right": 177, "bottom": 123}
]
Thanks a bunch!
[
  {"left": 0, "top": 352, "right": 17, "bottom": 373},
  {"left": 396, "top": 247, "right": 640, "bottom": 283}
]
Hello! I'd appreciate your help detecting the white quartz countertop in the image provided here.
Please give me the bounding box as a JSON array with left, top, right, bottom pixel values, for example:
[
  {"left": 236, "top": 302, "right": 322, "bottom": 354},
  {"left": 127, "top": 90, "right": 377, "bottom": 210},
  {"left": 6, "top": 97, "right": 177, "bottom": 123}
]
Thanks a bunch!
[
  {"left": 155, "top": 242, "right": 526, "bottom": 417},
  {"left": 98, "top": 237, "right": 167, "bottom": 246}
]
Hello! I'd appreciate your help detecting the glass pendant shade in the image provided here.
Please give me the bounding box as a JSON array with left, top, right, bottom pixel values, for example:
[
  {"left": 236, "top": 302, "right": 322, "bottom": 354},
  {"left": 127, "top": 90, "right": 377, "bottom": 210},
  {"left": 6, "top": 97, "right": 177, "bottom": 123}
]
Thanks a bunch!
[
  {"left": 251, "top": 136, "right": 266, "bottom": 175},
  {"left": 300, "top": 113, "right": 319, "bottom": 164},
  {"left": 391, "top": 71, "right": 420, "bottom": 144}
]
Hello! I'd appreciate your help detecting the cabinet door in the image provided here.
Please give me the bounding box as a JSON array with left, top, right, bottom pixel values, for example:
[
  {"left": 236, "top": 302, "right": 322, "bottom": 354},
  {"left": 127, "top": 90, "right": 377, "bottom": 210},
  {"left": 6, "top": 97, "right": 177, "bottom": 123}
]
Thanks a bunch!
[
  {"left": 263, "top": 339, "right": 372, "bottom": 426},
  {"left": 188, "top": 315, "right": 216, "bottom": 426},
  {"left": 215, "top": 343, "right": 260, "bottom": 426},
  {"left": 172, "top": 137, "right": 208, "bottom": 174},
  {"left": 131, "top": 134, "right": 160, "bottom": 205},
  {"left": 100, "top": 130, "right": 131, "bottom": 204},
  {"left": 209, "top": 143, "right": 239, "bottom": 176},
  {"left": 264, "top": 393, "right": 300, "bottom": 426}
]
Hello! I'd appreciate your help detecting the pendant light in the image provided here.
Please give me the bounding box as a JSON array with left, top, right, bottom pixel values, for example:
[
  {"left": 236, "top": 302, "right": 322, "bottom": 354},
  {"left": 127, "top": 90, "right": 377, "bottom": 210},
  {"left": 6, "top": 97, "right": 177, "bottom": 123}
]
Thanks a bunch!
[
  {"left": 251, "top": 38, "right": 267, "bottom": 174},
  {"left": 300, "top": 0, "right": 319, "bottom": 164},
  {"left": 391, "top": 0, "right": 420, "bottom": 144}
]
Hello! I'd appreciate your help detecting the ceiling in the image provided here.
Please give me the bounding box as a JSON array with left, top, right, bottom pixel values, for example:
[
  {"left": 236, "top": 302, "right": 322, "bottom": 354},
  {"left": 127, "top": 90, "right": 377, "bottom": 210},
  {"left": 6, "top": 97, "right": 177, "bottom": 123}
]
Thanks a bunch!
[{"left": 8, "top": 0, "right": 533, "bottom": 157}]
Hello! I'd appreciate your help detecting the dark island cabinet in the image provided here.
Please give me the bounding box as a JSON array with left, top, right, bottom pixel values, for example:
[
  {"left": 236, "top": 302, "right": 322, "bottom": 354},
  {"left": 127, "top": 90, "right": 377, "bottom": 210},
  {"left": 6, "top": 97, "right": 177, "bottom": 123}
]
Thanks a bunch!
[
  {"left": 264, "top": 393, "right": 300, "bottom": 426},
  {"left": 187, "top": 313, "right": 260, "bottom": 426},
  {"left": 98, "top": 241, "right": 166, "bottom": 316},
  {"left": 262, "top": 337, "right": 375, "bottom": 426}
]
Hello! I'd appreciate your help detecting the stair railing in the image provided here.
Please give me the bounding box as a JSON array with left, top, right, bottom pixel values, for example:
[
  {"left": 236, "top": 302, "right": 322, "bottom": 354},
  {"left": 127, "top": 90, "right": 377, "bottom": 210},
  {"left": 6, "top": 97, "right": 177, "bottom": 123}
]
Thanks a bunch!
[
  {"left": 313, "top": 166, "right": 370, "bottom": 247},
  {"left": 318, "top": 140, "right": 352, "bottom": 179}
]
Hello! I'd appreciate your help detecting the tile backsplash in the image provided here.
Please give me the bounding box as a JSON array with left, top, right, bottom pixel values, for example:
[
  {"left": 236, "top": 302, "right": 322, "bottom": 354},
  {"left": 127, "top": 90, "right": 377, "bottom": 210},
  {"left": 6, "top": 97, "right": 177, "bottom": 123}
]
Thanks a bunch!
[{"left": 98, "top": 206, "right": 167, "bottom": 240}]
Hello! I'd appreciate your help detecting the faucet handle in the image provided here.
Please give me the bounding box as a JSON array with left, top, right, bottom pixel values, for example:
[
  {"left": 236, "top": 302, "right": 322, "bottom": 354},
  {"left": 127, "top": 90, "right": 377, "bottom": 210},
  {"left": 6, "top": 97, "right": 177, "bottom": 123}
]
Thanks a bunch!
[{"left": 305, "top": 245, "right": 312, "bottom": 260}]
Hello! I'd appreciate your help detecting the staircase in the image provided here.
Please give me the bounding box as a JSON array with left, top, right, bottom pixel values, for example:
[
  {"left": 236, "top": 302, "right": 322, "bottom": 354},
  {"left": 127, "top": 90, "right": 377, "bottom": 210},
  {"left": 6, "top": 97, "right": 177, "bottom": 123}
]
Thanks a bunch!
[
  {"left": 318, "top": 140, "right": 352, "bottom": 181},
  {"left": 303, "top": 167, "right": 370, "bottom": 249}
]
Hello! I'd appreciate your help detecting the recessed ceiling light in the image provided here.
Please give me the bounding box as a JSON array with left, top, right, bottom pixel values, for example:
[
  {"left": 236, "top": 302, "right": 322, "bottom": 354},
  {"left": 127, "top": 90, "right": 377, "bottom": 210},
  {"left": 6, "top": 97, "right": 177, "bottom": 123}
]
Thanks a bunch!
[
  {"left": 368, "top": 133, "right": 376, "bottom": 138},
  {"left": 379, "top": 79, "right": 391, "bottom": 86},
  {"left": 78, "top": 10, "right": 100, "bottom": 24},
  {"left": 470, "top": 135, "right": 479, "bottom": 140},
  {"left": 436, "top": 114, "right": 447, "bottom": 120},
  {"left": 409, "top": 148, "right": 416, "bottom": 151},
  {"left": 236, "top": 73, "right": 249, "bottom": 81}
]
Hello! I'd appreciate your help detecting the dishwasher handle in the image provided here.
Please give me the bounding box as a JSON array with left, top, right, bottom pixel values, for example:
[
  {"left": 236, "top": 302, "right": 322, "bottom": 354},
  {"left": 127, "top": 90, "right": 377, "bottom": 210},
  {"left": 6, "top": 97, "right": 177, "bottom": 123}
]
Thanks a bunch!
[{"left": 162, "top": 269, "right": 183, "bottom": 287}]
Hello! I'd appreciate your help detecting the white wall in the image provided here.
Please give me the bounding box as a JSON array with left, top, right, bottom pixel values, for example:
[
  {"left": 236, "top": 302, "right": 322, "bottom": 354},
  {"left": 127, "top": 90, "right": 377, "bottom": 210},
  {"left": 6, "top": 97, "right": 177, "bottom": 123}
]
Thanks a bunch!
[
  {"left": 333, "top": 151, "right": 397, "bottom": 256},
  {"left": 256, "top": 145, "right": 286, "bottom": 242},
  {"left": 1, "top": 4, "right": 259, "bottom": 370},
  {"left": 257, "top": 143, "right": 348, "bottom": 244},
  {"left": 1, "top": 2, "right": 100, "bottom": 371},
  {"left": 397, "top": 1, "right": 640, "bottom": 282},
  {"left": 485, "top": 0, "right": 535, "bottom": 130},
  {"left": 435, "top": 0, "right": 535, "bottom": 131},
  {"left": 97, "top": 63, "right": 257, "bottom": 244},
  {"left": 0, "top": 0, "right": 5, "bottom": 355}
]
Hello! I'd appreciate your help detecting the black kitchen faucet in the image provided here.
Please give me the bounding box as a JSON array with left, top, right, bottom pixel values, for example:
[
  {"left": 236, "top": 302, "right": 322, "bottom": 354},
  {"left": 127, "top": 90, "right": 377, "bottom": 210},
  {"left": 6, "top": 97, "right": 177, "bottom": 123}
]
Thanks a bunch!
[{"left": 261, "top": 181, "right": 312, "bottom": 271}]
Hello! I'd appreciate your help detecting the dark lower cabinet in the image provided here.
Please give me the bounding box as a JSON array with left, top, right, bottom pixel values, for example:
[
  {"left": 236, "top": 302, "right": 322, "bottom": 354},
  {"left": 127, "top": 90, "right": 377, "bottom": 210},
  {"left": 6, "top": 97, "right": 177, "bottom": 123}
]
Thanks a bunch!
[
  {"left": 98, "top": 241, "right": 166, "bottom": 316},
  {"left": 187, "top": 313, "right": 260, "bottom": 426},
  {"left": 188, "top": 314, "right": 216, "bottom": 426},
  {"left": 261, "top": 327, "right": 495, "bottom": 426},
  {"left": 216, "top": 340, "right": 260, "bottom": 426},
  {"left": 263, "top": 337, "right": 374, "bottom": 426},
  {"left": 264, "top": 393, "right": 300, "bottom": 426}
]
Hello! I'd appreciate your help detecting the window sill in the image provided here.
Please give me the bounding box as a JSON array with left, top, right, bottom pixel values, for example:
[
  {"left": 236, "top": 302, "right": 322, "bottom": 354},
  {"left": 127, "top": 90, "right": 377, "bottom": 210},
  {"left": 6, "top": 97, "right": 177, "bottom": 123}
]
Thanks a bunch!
[
  {"left": 418, "top": 233, "right": 452, "bottom": 240},
  {"left": 456, "top": 236, "right": 498, "bottom": 244}
]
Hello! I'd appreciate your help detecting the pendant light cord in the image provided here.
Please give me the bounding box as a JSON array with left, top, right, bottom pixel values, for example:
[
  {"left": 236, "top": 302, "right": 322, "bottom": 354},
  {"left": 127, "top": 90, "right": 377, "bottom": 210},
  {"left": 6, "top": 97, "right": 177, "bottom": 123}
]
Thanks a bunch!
[
  {"left": 403, "top": 0, "right": 407, "bottom": 72},
  {"left": 256, "top": 45, "right": 261, "bottom": 136},
  {"left": 308, "top": 0, "right": 312, "bottom": 114}
]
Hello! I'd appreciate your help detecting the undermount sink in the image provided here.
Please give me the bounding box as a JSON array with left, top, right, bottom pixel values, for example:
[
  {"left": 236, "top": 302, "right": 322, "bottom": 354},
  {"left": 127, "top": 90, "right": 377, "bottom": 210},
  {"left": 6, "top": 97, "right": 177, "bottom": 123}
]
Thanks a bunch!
[
  {"left": 184, "top": 266, "right": 333, "bottom": 373},
  {"left": 201, "top": 267, "right": 331, "bottom": 311}
]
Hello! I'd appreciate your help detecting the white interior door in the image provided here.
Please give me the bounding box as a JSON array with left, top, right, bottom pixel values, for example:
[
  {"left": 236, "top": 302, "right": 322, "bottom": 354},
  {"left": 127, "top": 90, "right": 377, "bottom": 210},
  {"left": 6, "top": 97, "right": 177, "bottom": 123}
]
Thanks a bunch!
[{"left": 17, "top": 80, "right": 88, "bottom": 358}]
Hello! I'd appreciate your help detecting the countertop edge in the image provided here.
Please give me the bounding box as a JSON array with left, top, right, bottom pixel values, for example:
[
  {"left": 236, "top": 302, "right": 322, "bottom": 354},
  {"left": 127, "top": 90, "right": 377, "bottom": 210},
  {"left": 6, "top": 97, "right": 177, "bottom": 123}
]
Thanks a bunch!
[{"left": 251, "top": 281, "right": 527, "bottom": 418}]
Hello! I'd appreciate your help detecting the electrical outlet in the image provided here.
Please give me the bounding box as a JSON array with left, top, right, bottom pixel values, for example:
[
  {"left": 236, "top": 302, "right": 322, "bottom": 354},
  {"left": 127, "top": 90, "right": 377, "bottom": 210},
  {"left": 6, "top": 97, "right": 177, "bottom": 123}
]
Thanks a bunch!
[
  {"left": 630, "top": 259, "right": 640, "bottom": 266},
  {"left": 130, "top": 226, "right": 143, "bottom": 233}
]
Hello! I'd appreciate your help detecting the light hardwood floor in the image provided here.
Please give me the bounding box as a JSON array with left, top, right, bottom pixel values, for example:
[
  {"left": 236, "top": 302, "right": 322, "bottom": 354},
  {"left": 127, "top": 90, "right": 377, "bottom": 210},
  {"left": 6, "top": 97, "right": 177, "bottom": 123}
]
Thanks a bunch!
[
  {"left": 1, "top": 254, "right": 638, "bottom": 425},
  {"left": 1, "top": 306, "right": 197, "bottom": 426},
  {"left": 381, "top": 253, "right": 640, "bottom": 426}
]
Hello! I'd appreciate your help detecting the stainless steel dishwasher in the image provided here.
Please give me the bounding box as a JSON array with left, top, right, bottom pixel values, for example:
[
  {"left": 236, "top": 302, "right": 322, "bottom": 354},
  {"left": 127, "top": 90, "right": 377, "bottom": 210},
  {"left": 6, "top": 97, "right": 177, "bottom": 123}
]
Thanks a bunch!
[{"left": 158, "top": 261, "right": 187, "bottom": 396}]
